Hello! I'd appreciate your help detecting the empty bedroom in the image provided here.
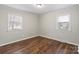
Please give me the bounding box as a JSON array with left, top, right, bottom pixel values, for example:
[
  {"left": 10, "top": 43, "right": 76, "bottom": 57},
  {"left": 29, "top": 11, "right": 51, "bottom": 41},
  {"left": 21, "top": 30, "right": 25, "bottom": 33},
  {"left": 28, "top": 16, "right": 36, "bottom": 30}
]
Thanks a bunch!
[{"left": 0, "top": 4, "right": 79, "bottom": 54}]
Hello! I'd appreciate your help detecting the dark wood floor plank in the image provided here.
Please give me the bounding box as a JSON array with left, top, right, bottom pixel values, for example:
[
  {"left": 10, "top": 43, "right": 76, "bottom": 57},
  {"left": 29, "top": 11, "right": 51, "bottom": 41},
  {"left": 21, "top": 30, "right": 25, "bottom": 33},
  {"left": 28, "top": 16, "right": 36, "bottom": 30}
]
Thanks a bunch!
[{"left": 0, "top": 36, "right": 78, "bottom": 54}]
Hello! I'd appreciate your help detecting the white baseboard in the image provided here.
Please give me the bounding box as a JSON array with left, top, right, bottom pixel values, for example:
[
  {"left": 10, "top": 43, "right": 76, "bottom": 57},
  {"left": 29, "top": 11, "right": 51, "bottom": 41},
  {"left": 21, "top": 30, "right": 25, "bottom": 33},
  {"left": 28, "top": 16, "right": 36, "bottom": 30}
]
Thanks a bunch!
[
  {"left": 0, "top": 35, "right": 38, "bottom": 47},
  {"left": 40, "top": 35, "right": 79, "bottom": 46}
]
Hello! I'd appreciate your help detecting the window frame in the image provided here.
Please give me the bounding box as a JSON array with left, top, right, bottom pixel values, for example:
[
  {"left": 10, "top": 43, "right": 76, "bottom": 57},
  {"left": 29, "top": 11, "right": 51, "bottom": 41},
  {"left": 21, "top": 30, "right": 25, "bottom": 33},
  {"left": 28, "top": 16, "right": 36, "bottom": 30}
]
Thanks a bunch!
[{"left": 56, "top": 14, "right": 71, "bottom": 31}]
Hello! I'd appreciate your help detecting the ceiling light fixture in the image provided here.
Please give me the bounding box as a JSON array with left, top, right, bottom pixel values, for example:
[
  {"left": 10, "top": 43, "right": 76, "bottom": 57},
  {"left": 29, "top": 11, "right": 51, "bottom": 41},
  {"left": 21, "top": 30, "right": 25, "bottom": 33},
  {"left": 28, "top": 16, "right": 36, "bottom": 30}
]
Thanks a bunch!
[{"left": 34, "top": 4, "right": 44, "bottom": 8}]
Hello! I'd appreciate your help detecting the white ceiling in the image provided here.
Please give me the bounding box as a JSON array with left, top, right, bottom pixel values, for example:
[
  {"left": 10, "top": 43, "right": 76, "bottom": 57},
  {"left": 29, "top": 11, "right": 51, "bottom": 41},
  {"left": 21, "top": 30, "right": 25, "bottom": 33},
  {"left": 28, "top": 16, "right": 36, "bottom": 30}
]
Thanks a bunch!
[{"left": 4, "top": 4, "right": 75, "bottom": 14}]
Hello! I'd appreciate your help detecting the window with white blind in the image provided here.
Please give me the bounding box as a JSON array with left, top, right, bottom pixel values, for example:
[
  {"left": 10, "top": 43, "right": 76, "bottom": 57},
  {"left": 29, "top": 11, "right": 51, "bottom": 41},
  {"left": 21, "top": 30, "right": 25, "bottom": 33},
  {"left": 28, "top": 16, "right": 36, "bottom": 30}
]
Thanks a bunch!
[
  {"left": 8, "top": 14, "right": 23, "bottom": 30},
  {"left": 56, "top": 15, "right": 70, "bottom": 30}
]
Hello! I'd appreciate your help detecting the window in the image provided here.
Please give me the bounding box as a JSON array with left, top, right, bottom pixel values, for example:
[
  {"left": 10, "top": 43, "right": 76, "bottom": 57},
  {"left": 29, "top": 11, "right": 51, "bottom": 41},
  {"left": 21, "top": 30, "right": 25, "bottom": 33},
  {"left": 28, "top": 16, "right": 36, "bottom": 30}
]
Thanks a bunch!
[
  {"left": 8, "top": 14, "right": 23, "bottom": 30},
  {"left": 56, "top": 15, "right": 70, "bottom": 30}
]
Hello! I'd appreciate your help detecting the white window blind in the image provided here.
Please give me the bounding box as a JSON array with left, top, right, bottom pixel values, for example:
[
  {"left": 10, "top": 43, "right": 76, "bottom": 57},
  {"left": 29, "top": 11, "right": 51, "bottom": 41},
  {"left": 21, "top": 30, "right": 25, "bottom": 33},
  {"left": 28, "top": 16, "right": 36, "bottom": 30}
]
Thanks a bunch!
[
  {"left": 57, "top": 15, "right": 70, "bottom": 22},
  {"left": 8, "top": 14, "right": 23, "bottom": 30}
]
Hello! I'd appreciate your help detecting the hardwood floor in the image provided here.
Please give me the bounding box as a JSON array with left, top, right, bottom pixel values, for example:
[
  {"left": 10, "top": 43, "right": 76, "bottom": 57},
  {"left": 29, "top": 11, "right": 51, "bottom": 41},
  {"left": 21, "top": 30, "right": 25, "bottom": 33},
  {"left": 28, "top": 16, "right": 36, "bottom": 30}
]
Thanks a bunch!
[{"left": 0, "top": 36, "right": 78, "bottom": 54}]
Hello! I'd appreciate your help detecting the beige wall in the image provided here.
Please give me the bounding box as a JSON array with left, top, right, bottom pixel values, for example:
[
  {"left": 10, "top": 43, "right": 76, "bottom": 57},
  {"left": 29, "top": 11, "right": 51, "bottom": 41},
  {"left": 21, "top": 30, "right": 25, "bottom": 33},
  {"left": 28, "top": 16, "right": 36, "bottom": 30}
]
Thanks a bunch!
[
  {"left": 0, "top": 5, "right": 38, "bottom": 45},
  {"left": 40, "top": 5, "right": 79, "bottom": 45}
]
